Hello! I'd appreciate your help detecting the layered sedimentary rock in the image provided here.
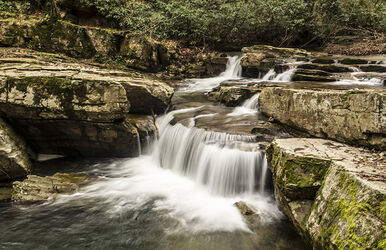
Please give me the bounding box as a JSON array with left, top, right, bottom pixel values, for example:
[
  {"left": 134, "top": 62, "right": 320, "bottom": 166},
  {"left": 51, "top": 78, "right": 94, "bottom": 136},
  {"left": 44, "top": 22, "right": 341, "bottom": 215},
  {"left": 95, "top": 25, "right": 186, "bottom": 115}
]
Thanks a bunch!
[
  {"left": 0, "top": 48, "right": 173, "bottom": 157},
  {"left": 0, "top": 117, "right": 32, "bottom": 181},
  {"left": 259, "top": 88, "right": 385, "bottom": 149},
  {"left": 266, "top": 138, "right": 385, "bottom": 249}
]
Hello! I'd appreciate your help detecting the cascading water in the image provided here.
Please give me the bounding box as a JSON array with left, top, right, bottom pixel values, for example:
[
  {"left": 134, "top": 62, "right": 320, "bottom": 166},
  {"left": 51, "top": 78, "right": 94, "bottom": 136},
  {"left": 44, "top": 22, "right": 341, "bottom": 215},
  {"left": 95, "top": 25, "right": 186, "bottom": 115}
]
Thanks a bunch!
[
  {"left": 153, "top": 107, "right": 267, "bottom": 196},
  {"left": 273, "top": 66, "right": 297, "bottom": 82},
  {"left": 0, "top": 54, "right": 310, "bottom": 249},
  {"left": 185, "top": 55, "right": 243, "bottom": 92}
]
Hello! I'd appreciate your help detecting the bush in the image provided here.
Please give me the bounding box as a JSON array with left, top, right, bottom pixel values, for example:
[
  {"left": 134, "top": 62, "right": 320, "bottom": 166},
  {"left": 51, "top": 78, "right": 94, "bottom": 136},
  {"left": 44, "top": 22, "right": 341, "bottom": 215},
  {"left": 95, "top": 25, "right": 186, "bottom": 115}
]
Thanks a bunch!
[{"left": 77, "top": 0, "right": 312, "bottom": 47}]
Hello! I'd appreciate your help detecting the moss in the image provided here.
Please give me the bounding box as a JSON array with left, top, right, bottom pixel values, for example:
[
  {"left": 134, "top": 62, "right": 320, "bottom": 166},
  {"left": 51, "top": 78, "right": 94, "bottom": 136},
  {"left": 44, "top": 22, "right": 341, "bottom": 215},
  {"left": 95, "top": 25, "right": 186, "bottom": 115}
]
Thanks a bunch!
[{"left": 317, "top": 171, "right": 384, "bottom": 249}]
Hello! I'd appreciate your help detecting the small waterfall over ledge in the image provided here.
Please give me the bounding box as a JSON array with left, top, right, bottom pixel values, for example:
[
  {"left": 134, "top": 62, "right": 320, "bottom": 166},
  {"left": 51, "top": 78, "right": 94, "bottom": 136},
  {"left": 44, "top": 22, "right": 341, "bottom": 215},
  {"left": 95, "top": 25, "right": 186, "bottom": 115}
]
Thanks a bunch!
[
  {"left": 185, "top": 55, "right": 243, "bottom": 92},
  {"left": 153, "top": 107, "right": 268, "bottom": 196}
]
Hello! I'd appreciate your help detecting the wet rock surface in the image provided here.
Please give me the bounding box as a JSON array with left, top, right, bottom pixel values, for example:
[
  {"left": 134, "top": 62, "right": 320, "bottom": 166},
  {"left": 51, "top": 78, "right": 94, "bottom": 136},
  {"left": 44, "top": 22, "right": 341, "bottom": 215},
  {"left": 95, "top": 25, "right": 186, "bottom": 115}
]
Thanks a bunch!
[
  {"left": 234, "top": 201, "right": 260, "bottom": 228},
  {"left": 266, "top": 138, "right": 385, "bottom": 249},
  {"left": 12, "top": 173, "right": 92, "bottom": 202},
  {"left": 260, "top": 87, "right": 386, "bottom": 150},
  {"left": 0, "top": 117, "right": 32, "bottom": 182}
]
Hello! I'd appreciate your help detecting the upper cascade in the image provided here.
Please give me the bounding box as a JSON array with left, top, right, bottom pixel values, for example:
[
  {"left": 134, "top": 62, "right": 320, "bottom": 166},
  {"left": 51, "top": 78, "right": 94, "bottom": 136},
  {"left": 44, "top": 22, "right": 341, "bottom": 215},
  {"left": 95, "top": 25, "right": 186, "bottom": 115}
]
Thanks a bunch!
[{"left": 185, "top": 55, "right": 243, "bottom": 92}]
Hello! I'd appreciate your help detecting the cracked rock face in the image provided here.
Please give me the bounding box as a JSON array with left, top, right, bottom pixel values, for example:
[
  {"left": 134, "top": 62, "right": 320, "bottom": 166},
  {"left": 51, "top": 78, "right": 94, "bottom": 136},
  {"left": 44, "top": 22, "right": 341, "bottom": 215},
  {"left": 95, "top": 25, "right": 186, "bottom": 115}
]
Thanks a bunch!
[
  {"left": 0, "top": 117, "right": 32, "bottom": 182},
  {"left": 266, "top": 138, "right": 385, "bottom": 249},
  {"left": 260, "top": 87, "right": 386, "bottom": 150}
]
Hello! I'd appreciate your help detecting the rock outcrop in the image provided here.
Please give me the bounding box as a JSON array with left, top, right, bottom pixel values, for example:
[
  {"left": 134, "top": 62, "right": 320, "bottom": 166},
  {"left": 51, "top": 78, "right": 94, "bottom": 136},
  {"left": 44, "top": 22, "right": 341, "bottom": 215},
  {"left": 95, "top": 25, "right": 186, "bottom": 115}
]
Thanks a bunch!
[
  {"left": 12, "top": 173, "right": 91, "bottom": 202},
  {"left": 259, "top": 88, "right": 385, "bottom": 150},
  {"left": 0, "top": 14, "right": 169, "bottom": 72},
  {"left": 266, "top": 138, "right": 385, "bottom": 249},
  {"left": 0, "top": 48, "right": 172, "bottom": 157},
  {"left": 0, "top": 117, "right": 32, "bottom": 181}
]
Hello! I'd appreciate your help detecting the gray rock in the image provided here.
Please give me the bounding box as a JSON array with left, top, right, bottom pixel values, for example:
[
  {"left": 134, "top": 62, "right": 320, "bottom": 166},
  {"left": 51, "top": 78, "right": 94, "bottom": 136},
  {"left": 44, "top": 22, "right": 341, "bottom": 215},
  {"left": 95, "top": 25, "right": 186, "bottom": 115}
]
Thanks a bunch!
[{"left": 260, "top": 88, "right": 386, "bottom": 150}]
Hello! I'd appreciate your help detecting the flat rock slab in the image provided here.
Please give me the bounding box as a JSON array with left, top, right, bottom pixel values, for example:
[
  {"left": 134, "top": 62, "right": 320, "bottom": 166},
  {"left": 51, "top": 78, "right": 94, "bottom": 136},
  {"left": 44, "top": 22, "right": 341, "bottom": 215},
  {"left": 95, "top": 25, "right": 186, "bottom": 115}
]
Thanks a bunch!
[{"left": 267, "top": 138, "right": 385, "bottom": 249}]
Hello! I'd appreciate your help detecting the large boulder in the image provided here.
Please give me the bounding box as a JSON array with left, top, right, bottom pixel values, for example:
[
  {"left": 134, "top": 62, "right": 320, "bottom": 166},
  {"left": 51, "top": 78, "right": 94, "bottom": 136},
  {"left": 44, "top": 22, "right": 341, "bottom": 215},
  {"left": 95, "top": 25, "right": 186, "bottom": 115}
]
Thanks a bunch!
[
  {"left": 259, "top": 88, "right": 386, "bottom": 150},
  {"left": 0, "top": 117, "right": 32, "bottom": 182},
  {"left": 266, "top": 138, "right": 385, "bottom": 249},
  {"left": 0, "top": 48, "right": 172, "bottom": 157}
]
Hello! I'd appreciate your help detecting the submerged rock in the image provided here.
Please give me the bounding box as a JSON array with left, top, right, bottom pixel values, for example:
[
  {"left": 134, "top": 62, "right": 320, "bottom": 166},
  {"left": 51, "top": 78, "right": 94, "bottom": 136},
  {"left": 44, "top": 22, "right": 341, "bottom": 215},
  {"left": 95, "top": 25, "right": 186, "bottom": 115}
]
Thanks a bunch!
[
  {"left": 0, "top": 117, "right": 32, "bottom": 182},
  {"left": 259, "top": 88, "right": 386, "bottom": 150},
  {"left": 266, "top": 138, "right": 385, "bottom": 249},
  {"left": 12, "top": 173, "right": 92, "bottom": 202},
  {"left": 234, "top": 201, "right": 257, "bottom": 215},
  {"left": 234, "top": 201, "right": 260, "bottom": 228}
]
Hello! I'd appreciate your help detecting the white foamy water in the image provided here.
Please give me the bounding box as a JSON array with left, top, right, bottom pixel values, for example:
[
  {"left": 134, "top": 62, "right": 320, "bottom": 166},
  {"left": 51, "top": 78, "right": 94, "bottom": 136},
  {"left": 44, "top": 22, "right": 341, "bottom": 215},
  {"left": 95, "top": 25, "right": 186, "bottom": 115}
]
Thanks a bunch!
[
  {"left": 184, "top": 55, "right": 242, "bottom": 92},
  {"left": 58, "top": 154, "right": 281, "bottom": 233},
  {"left": 273, "top": 66, "right": 297, "bottom": 82},
  {"left": 228, "top": 93, "right": 261, "bottom": 116},
  {"left": 51, "top": 57, "right": 284, "bottom": 234}
]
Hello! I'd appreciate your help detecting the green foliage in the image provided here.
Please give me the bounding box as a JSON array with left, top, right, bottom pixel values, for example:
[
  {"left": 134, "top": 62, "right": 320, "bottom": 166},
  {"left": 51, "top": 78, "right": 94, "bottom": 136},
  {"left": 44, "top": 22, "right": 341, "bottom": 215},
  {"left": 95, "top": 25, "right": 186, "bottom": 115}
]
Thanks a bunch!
[
  {"left": 77, "top": 0, "right": 313, "bottom": 46},
  {"left": 0, "top": 0, "right": 17, "bottom": 12},
  {"left": 313, "top": 0, "right": 386, "bottom": 37},
  {"left": 7, "top": 0, "right": 385, "bottom": 46}
]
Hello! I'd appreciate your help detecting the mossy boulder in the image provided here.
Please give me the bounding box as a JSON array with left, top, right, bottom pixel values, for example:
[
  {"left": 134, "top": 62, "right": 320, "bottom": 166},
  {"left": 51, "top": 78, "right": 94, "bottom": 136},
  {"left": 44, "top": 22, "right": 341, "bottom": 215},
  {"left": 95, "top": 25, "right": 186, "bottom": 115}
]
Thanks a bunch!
[
  {"left": 266, "top": 139, "right": 331, "bottom": 201},
  {"left": 259, "top": 87, "right": 386, "bottom": 150},
  {"left": 0, "top": 117, "right": 32, "bottom": 182},
  {"left": 120, "top": 35, "right": 170, "bottom": 72},
  {"left": 12, "top": 173, "right": 92, "bottom": 202},
  {"left": 267, "top": 138, "right": 385, "bottom": 249}
]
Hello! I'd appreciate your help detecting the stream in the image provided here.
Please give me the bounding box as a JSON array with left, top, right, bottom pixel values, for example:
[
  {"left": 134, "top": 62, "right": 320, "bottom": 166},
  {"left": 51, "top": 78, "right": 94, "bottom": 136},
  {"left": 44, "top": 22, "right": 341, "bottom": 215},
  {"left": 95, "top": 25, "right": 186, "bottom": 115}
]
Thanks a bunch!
[{"left": 4, "top": 54, "right": 382, "bottom": 250}]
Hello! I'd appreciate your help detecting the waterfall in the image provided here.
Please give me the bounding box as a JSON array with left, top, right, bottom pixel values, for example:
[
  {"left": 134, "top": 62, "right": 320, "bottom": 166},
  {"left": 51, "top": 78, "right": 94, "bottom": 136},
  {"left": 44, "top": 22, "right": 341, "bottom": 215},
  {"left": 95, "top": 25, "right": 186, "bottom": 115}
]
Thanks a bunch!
[
  {"left": 242, "top": 93, "right": 260, "bottom": 110},
  {"left": 153, "top": 108, "right": 268, "bottom": 196},
  {"left": 273, "top": 66, "right": 297, "bottom": 82},
  {"left": 185, "top": 55, "right": 243, "bottom": 92},
  {"left": 261, "top": 69, "right": 276, "bottom": 81}
]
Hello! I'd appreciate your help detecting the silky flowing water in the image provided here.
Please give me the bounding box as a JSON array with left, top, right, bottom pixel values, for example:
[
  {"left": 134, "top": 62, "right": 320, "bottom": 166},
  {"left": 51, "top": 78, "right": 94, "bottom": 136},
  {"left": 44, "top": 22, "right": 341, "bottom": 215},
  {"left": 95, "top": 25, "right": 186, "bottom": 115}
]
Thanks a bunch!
[{"left": 0, "top": 56, "right": 314, "bottom": 250}]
